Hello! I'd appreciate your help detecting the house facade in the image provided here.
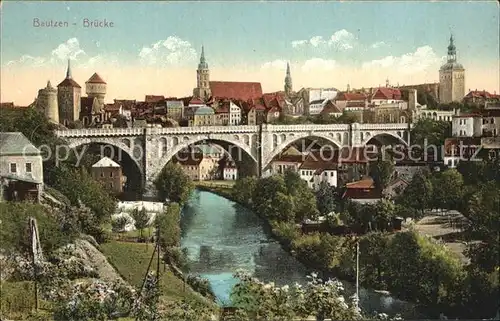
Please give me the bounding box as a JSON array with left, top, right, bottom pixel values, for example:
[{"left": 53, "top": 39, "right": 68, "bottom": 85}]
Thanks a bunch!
[
  {"left": 0, "top": 132, "right": 44, "bottom": 202},
  {"left": 91, "top": 157, "right": 126, "bottom": 194}
]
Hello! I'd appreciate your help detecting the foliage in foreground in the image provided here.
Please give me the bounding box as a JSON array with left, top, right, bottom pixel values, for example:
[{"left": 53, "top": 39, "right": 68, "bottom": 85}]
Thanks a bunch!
[{"left": 155, "top": 162, "right": 194, "bottom": 205}]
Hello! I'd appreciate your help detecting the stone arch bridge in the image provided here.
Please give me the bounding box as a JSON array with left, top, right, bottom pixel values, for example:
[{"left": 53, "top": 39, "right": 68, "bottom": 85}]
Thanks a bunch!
[{"left": 55, "top": 123, "right": 412, "bottom": 193}]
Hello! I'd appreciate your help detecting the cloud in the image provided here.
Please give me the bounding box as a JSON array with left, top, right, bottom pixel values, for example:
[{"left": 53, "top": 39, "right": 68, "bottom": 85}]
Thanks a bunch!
[
  {"left": 362, "top": 46, "right": 441, "bottom": 74},
  {"left": 139, "top": 36, "right": 197, "bottom": 66},
  {"left": 371, "top": 41, "right": 386, "bottom": 49},
  {"left": 328, "top": 29, "right": 355, "bottom": 50},
  {"left": 302, "top": 58, "right": 336, "bottom": 72},
  {"left": 291, "top": 29, "right": 355, "bottom": 51},
  {"left": 51, "top": 38, "right": 86, "bottom": 61},
  {"left": 291, "top": 40, "right": 308, "bottom": 48},
  {"left": 261, "top": 59, "right": 288, "bottom": 69},
  {"left": 4, "top": 38, "right": 97, "bottom": 68}
]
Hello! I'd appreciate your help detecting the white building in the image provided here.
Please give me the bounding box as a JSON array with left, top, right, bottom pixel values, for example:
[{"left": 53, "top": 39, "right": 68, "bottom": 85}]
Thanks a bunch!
[
  {"left": 298, "top": 151, "right": 338, "bottom": 190},
  {"left": 452, "top": 114, "right": 482, "bottom": 137},
  {"left": 0, "top": 132, "right": 44, "bottom": 202},
  {"left": 229, "top": 101, "right": 242, "bottom": 125},
  {"left": 223, "top": 163, "right": 238, "bottom": 180},
  {"left": 309, "top": 99, "right": 328, "bottom": 115}
]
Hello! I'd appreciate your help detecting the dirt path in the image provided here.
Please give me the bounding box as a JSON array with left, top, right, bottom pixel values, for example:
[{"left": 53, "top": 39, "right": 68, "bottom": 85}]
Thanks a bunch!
[{"left": 413, "top": 210, "right": 470, "bottom": 264}]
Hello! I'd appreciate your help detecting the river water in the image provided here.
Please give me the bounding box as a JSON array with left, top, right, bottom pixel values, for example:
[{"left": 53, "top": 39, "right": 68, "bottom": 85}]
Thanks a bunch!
[{"left": 180, "top": 189, "right": 423, "bottom": 318}]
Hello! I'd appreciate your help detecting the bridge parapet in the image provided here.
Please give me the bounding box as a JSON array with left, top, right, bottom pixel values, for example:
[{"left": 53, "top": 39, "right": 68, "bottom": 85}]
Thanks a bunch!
[
  {"left": 266, "top": 124, "right": 350, "bottom": 132},
  {"left": 149, "top": 125, "right": 259, "bottom": 135},
  {"left": 357, "top": 123, "right": 411, "bottom": 130},
  {"left": 55, "top": 128, "right": 143, "bottom": 137}
]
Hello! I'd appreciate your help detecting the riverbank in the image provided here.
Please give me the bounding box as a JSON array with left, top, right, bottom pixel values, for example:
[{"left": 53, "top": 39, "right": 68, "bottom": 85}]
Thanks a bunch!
[{"left": 195, "top": 184, "right": 446, "bottom": 319}]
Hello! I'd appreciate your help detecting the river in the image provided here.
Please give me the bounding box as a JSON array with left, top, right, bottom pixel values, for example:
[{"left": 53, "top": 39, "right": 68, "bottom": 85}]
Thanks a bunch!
[{"left": 180, "top": 189, "right": 424, "bottom": 318}]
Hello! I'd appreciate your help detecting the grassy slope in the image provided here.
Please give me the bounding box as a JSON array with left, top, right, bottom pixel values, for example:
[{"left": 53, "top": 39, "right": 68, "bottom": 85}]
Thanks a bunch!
[{"left": 100, "top": 240, "right": 206, "bottom": 304}]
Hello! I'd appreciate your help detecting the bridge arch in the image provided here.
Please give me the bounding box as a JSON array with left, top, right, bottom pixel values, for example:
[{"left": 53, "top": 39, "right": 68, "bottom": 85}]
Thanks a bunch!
[
  {"left": 67, "top": 139, "right": 144, "bottom": 193},
  {"left": 362, "top": 132, "right": 409, "bottom": 147},
  {"left": 263, "top": 133, "right": 344, "bottom": 170},
  {"left": 151, "top": 136, "right": 258, "bottom": 182}
]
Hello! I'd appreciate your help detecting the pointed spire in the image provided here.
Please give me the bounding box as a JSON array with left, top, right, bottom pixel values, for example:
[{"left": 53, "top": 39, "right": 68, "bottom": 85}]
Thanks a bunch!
[
  {"left": 198, "top": 45, "right": 208, "bottom": 69},
  {"left": 200, "top": 45, "right": 205, "bottom": 63},
  {"left": 286, "top": 62, "right": 291, "bottom": 76},
  {"left": 66, "top": 59, "right": 72, "bottom": 79},
  {"left": 47, "top": 80, "right": 52, "bottom": 88}
]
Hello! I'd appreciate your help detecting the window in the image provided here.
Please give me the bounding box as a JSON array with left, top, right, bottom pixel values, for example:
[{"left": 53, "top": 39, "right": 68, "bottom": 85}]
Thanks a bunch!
[
  {"left": 25, "top": 163, "right": 32, "bottom": 173},
  {"left": 100, "top": 172, "right": 104, "bottom": 178},
  {"left": 109, "top": 183, "right": 114, "bottom": 188},
  {"left": 10, "top": 163, "right": 17, "bottom": 173},
  {"left": 110, "top": 171, "right": 113, "bottom": 177}
]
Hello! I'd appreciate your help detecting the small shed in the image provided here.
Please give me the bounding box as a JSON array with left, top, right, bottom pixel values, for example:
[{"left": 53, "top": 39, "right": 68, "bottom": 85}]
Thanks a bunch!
[{"left": 392, "top": 216, "right": 404, "bottom": 231}]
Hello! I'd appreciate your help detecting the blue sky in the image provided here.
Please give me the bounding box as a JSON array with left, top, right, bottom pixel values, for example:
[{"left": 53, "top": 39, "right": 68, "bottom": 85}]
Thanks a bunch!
[{"left": 1, "top": 1, "right": 499, "bottom": 104}]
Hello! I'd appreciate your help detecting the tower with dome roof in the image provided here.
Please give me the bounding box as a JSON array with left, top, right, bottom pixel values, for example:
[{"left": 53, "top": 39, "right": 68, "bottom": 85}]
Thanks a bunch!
[{"left": 439, "top": 35, "right": 465, "bottom": 103}]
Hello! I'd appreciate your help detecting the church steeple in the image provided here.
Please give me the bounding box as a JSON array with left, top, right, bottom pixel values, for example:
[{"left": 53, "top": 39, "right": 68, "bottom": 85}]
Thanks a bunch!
[
  {"left": 198, "top": 45, "right": 208, "bottom": 69},
  {"left": 193, "top": 45, "right": 211, "bottom": 99},
  {"left": 66, "top": 59, "right": 72, "bottom": 79},
  {"left": 284, "top": 62, "right": 293, "bottom": 95},
  {"left": 447, "top": 34, "right": 456, "bottom": 62}
]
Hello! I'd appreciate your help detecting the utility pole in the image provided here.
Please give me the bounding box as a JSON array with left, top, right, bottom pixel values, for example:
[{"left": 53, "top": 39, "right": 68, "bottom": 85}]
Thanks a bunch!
[{"left": 355, "top": 239, "right": 360, "bottom": 311}]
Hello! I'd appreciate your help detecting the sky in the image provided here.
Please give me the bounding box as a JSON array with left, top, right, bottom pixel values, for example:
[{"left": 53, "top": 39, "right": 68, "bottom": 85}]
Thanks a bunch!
[{"left": 1, "top": 1, "right": 499, "bottom": 105}]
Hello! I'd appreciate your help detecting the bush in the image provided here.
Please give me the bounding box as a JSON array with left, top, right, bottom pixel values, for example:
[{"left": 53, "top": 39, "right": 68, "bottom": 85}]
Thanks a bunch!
[
  {"left": 154, "top": 163, "right": 193, "bottom": 205},
  {"left": 0, "top": 202, "right": 74, "bottom": 255},
  {"left": 186, "top": 275, "right": 215, "bottom": 299}
]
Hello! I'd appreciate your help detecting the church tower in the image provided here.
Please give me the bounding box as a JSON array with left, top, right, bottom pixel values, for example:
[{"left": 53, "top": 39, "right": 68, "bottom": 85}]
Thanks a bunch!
[
  {"left": 284, "top": 62, "right": 293, "bottom": 95},
  {"left": 57, "top": 59, "right": 81, "bottom": 126},
  {"left": 86, "top": 72, "right": 107, "bottom": 107},
  {"left": 37, "top": 80, "right": 59, "bottom": 123},
  {"left": 193, "top": 46, "right": 211, "bottom": 99},
  {"left": 439, "top": 35, "right": 465, "bottom": 104}
]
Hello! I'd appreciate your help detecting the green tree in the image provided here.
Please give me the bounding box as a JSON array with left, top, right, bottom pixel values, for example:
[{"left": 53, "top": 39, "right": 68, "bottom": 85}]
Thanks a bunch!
[
  {"left": 397, "top": 171, "right": 433, "bottom": 217},
  {"left": 463, "top": 182, "right": 500, "bottom": 272},
  {"left": 155, "top": 202, "right": 181, "bottom": 249},
  {"left": 232, "top": 176, "right": 258, "bottom": 206},
  {"left": 369, "top": 157, "right": 394, "bottom": 190},
  {"left": 51, "top": 166, "right": 117, "bottom": 224},
  {"left": 430, "top": 169, "right": 464, "bottom": 210},
  {"left": 284, "top": 170, "right": 319, "bottom": 222},
  {"left": 132, "top": 208, "right": 150, "bottom": 239},
  {"left": 410, "top": 118, "right": 451, "bottom": 155},
  {"left": 372, "top": 199, "right": 395, "bottom": 231},
  {"left": 315, "top": 182, "right": 339, "bottom": 215},
  {"left": 252, "top": 175, "right": 288, "bottom": 220},
  {"left": 154, "top": 162, "right": 194, "bottom": 205},
  {"left": 111, "top": 216, "right": 131, "bottom": 239}
]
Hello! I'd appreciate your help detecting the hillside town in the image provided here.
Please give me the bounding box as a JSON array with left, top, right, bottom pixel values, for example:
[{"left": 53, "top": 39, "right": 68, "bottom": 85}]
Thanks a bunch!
[{"left": 1, "top": 1, "right": 499, "bottom": 318}]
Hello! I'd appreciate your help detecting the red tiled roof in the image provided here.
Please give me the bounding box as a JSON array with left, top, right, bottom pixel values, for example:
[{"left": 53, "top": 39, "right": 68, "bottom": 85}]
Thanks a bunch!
[
  {"left": 145, "top": 95, "right": 165, "bottom": 103},
  {"left": 336, "top": 92, "right": 366, "bottom": 101},
  {"left": 345, "top": 177, "right": 375, "bottom": 189},
  {"left": 320, "top": 100, "right": 342, "bottom": 114},
  {"left": 465, "top": 90, "right": 492, "bottom": 99},
  {"left": 189, "top": 97, "right": 205, "bottom": 105},
  {"left": 86, "top": 73, "right": 106, "bottom": 84},
  {"left": 58, "top": 77, "right": 81, "bottom": 88},
  {"left": 300, "top": 150, "right": 338, "bottom": 170},
  {"left": 444, "top": 138, "right": 481, "bottom": 157},
  {"left": 273, "top": 154, "right": 305, "bottom": 163},
  {"left": 209, "top": 81, "right": 263, "bottom": 101},
  {"left": 372, "top": 87, "right": 402, "bottom": 100},
  {"left": 215, "top": 101, "right": 230, "bottom": 114},
  {"left": 252, "top": 103, "right": 267, "bottom": 111}
]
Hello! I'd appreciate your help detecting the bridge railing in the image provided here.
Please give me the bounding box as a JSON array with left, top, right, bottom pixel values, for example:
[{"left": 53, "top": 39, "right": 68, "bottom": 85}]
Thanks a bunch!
[
  {"left": 266, "top": 124, "right": 350, "bottom": 132},
  {"left": 357, "top": 123, "right": 412, "bottom": 130},
  {"left": 151, "top": 125, "right": 259, "bottom": 135},
  {"left": 55, "top": 128, "right": 143, "bottom": 137}
]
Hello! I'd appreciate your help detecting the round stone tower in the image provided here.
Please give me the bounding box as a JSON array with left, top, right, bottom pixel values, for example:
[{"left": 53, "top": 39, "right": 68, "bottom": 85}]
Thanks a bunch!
[
  {"left": 37, "top": 80, "right": 59, "bottom": 123},
  {"left": 85, "top": 73, "right": 107, "bottom": 106}
]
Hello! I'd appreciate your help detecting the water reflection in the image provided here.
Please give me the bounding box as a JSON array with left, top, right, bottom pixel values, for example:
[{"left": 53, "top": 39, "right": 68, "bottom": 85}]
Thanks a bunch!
[{"left": 180, "top": 189, "right": 422, "bottom": 317}]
